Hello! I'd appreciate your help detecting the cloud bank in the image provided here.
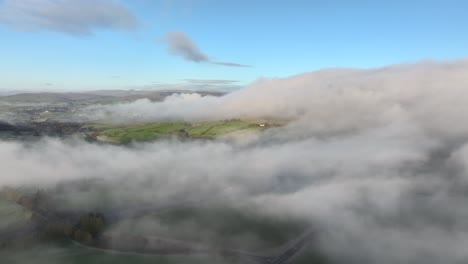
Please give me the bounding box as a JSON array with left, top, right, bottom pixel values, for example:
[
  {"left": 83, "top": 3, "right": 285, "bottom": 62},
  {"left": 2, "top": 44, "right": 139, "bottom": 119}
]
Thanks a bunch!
[
  {"left": 4, "top": 59, "right": 468, "bottom": 263},
  {"left": 0, "top": 0, "right": 139, "bottom": 35},
  {"left": 164, "top": 31, "right": 251, "bottom": 67}
]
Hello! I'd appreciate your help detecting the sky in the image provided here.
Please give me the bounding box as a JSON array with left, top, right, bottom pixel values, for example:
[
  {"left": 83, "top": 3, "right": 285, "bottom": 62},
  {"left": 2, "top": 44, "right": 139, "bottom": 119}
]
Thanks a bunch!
[{"left": 0, "top": 0, "right": 467, "bottom": 91}]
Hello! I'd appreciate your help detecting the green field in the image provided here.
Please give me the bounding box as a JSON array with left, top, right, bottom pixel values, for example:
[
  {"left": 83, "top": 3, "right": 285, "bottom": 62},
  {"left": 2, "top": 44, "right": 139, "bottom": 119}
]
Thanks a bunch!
[
  {"left": 0, "top": 243, "right": 327, "bottom": 264},
  {"left": 0, "top": 200, "right": 32, "bottom": 230},
  {"left": 0, "top": 189, "right": 324, "bottom": 263},
  {"left": 0, "top": 243, "right": 234, "bottom": 264},
  {"left": 0, "top": 199, "right": 325, "bottom": 263},
  {"left": 93, "top": 120, "right": 266, "bottom": 144},
  {"left": 113, "top": 205, "right": 308, "bottom": 252}
]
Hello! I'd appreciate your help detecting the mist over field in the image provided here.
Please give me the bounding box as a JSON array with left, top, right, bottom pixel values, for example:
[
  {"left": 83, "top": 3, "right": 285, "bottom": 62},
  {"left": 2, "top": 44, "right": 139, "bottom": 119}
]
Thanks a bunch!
[
  {"left": 84, "top": 59, "right": 468, "bottom": 139},
  {"left": 2, "top": 60, "right": 468, "bottom": 263}
]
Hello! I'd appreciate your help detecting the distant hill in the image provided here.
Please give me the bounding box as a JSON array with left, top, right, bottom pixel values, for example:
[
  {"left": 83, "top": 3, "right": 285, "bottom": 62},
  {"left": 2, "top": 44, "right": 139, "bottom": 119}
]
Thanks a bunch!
[
  {"left": 0, "top": 90, "right": 225, "bottom": 105},
  {"left": 0, "top": 92, "right": 111, "bottom": 103}
]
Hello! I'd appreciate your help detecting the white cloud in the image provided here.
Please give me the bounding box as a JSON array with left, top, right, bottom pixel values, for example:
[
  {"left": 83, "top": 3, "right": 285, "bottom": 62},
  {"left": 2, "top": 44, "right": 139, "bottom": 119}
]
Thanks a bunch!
[{"left": 0, "top": 0, "right": 138, "bottom": 35}]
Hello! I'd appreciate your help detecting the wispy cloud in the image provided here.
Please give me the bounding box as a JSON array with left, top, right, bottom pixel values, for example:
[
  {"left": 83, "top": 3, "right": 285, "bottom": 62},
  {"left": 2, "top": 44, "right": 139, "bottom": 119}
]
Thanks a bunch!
[
  {"left": 0, "top": 0, "right": 139, "bottom": 36},
  {"left": 164, "top": 31, "right": 251, "bottom": 67},
  {"left": 212, "top": 62, "right": 251, "bottom": 68},
  {"left": 182, "top": 79, "right": 239, "bottom": 85}
]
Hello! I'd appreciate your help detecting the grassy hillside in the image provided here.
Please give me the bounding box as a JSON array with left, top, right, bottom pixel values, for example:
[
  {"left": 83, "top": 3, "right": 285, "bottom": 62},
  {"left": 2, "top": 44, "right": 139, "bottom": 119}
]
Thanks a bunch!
[{"left": 93, "top": 119, "right": 267, "bottom": 143}]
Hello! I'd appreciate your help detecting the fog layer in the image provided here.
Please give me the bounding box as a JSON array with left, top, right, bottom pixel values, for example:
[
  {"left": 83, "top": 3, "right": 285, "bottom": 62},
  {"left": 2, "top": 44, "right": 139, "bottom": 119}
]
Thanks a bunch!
[{"left": 3, "top": 59, "right": 468, "bottom": 263}]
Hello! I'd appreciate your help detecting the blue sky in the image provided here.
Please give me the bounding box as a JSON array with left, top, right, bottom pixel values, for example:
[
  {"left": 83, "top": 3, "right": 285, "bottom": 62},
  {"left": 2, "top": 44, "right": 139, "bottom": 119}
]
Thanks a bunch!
[{"left": 0, "top": 0, "right": 467, "bottom": 91}]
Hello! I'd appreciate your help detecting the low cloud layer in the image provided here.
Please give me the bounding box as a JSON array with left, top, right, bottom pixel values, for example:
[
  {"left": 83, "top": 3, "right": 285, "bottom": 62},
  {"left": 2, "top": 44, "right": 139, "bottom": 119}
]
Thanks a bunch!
[
  {"left": 164, "top": 31, "right": 251, "bottom": 67},
  {"left": 4, "top": 59, "right": 468, "bottom": 263},
  {"left": 0, "top": 0, "right": 139, "bottom": 35},
  {"left": 125, "top": 81, "right": 242, "bottom": 93}
]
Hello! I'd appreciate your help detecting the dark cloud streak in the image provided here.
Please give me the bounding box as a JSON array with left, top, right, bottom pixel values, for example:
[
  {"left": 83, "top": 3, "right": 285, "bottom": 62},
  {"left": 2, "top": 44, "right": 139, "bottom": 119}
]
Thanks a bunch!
[
  {"left": 164, "top": 31, "right": 251, "bottom": 67},
  {"left": 164, "top": 31, "right": 209, "bottom": 62}
]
